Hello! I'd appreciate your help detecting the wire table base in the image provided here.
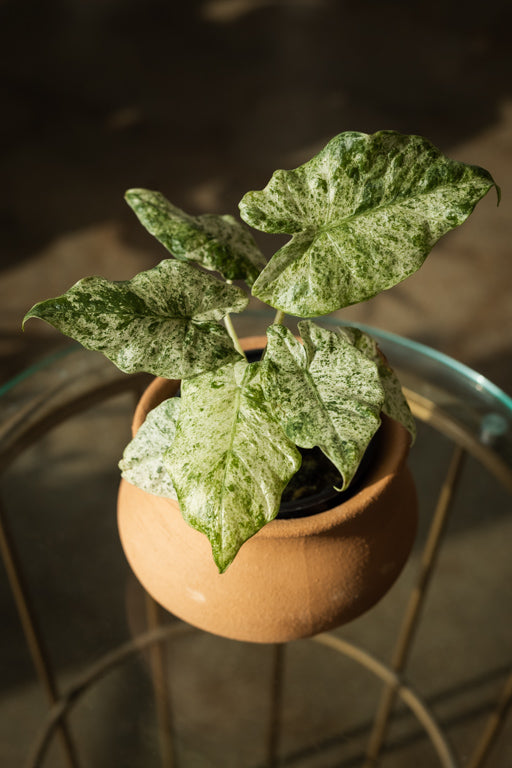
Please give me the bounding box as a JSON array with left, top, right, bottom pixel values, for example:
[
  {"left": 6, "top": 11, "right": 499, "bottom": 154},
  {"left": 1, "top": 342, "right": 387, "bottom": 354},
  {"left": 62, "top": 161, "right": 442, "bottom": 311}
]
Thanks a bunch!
[{"left": 1, "top": 320, "right": 511, "bottom": 768}]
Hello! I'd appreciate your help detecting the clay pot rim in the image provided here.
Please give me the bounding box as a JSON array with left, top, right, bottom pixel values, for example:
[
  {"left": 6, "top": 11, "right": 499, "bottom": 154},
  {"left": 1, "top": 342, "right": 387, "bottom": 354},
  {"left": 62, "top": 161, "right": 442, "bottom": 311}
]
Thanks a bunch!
[{"left": 131, "top": 335, "right": 411, "bottom": 543}]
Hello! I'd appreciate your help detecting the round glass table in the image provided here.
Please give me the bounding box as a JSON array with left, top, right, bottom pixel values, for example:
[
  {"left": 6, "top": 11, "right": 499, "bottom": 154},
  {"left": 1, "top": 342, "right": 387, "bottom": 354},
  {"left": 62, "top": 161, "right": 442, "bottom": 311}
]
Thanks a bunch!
[{"left": 1, "top": 313, "right": 511, "bottom": 768}]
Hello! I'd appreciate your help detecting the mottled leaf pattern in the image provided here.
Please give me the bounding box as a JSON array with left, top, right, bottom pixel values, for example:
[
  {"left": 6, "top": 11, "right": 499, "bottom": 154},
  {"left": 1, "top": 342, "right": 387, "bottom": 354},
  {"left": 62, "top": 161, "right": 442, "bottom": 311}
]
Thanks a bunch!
[
  {"left": 119, "top": 397, "right": 181, "bottom": 498},
  {"left": 339, "top": 326, "right": 416, "bottom": 442},
  {"left": 23, "top": 131, "right": 498, "bottom": 572},
  {"left": 23, "top": 260, "right": 248, "bottom": 379},
  {"left": 165, "top": 360, "right": 301, "bottom": 572},
  {"left": 125, "top": 189, "right": 266, "bottom": 285},
  {"left": 240, "top": 131, "right": 498, "bottom": 316},
  {"left": 262, "top": 321, "right": 384, "bottom": 489}
]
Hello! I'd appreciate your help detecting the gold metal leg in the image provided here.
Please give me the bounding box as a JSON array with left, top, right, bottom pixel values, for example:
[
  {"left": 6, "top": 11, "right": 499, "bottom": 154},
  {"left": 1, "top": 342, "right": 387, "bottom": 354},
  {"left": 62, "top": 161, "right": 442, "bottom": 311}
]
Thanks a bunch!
[
  {"left": 466, "top": 669, "right": 512, "bottom": 768},
  {"left": 0, "top": 496, "right": 80, "bottom": 768},
  {"left": 315, "top": 634, "right": 459, "bottom": 768},
  {"left": 145, "top": 593, "right": 175, "bottom": 768},
  {"left": 363, "top": 445, "right": 467, "bottom": 767},
  {"left": 267, "top": 643, "right": 285, "bottom": 768},
  {"left": 26, "top": 623, "right": 191, "bottom": 768}
]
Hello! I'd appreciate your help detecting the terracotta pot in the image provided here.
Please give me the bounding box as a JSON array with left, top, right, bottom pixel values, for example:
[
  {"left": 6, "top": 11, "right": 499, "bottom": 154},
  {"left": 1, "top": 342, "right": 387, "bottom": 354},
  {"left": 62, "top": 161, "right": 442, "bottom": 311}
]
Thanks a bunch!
[{"left": 117, "top": 336, "right": 418, "bottom": 643}]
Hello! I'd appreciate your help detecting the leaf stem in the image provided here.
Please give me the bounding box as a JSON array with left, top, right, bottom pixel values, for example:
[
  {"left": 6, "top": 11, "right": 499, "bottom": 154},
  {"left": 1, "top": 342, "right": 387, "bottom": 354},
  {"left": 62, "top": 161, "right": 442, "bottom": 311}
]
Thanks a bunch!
[
  {"left": 273, "top": 309, "right": 286, "bottom": 325},
  {"left": 224, "top": 313, "right": 247, "bottom": 360}
]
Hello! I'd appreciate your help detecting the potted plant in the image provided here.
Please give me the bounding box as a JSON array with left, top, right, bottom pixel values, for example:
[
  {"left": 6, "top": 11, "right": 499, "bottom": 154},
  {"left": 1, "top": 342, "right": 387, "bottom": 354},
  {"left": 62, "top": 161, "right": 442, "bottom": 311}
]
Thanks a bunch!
[{"left": 23, "top": 131, "right": 497, "bottom": 642}]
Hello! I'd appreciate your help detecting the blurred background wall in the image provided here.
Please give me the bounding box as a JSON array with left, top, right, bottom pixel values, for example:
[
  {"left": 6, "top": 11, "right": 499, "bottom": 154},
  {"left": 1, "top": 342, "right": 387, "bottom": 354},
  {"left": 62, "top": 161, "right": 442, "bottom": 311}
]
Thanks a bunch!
[
  {"left": 1, "top": 5, "right": 511, "bottom": 765},
  {"left": 1, "top": 0, "right": 511, "bottom": 390}
]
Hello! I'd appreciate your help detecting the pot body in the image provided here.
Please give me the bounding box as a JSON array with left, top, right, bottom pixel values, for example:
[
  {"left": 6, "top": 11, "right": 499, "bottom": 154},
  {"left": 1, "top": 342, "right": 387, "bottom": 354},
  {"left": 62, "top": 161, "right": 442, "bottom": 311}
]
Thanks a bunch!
[{"left": 117, "top": 336, "right": 418, "bottom": 643}]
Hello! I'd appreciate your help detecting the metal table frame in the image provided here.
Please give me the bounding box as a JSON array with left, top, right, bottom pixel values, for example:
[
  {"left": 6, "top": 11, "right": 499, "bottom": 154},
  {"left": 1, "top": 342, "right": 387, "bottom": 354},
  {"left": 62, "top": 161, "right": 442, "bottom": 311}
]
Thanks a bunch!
[{"left": 1, "top": 318, "right": 511, "bottom": 768}]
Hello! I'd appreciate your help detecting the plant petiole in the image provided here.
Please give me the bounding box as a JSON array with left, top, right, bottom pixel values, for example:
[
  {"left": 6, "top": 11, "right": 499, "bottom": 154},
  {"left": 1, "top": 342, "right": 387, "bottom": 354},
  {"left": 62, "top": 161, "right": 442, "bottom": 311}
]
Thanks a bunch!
[{"left": 224, "top": 313, "right": 247, "bottom": 360}]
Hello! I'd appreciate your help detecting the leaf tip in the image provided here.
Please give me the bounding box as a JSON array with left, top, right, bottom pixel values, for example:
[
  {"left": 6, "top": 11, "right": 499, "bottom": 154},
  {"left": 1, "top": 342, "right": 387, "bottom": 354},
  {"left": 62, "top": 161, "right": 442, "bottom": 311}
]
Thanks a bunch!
[
  {"left": 124, "top": 188, "right": 148, "bottom": 207},
  {"left": 213, "top": 549, "right": 233, "bottom": 574},
  {"left": 22, "top": 305, "right": 40, "bottom": 331}
]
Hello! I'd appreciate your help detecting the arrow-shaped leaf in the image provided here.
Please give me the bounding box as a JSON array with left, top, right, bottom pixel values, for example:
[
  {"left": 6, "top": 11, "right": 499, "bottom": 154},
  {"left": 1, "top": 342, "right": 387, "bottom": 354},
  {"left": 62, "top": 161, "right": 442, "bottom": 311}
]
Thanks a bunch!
[
  {"left": 240, "top": 131, "right": 498, "bottom": 316},
  {"left": 165, "top": 360, "right": 301, "bottom": 572},
  {"left": 23, "top": 260, "right": 248, "bottom": 379},
  {"left": 119, "top": 397, "right": 181, "bottom": 498},
  {"left": 262, "top": 321, "right": 385, "bottom": 489},
  {"left": 126, "top": 189, "right": 266, "bottom": 285},
  {"left": 339, "top": 326, "right": 416, "bottom": 442}
]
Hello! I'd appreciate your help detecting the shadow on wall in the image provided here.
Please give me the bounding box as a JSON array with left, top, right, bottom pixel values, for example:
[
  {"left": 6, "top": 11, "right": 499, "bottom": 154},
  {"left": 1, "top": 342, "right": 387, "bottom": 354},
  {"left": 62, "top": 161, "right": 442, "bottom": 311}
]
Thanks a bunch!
[{"left": 1, "top": 0, "right": 510, "bottom": 267}]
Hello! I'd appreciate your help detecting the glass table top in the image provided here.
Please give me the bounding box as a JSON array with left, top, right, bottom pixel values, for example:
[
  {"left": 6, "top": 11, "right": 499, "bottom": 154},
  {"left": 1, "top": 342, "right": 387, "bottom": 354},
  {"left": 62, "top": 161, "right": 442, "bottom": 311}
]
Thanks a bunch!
[
  {"left": 1, "top": 313, "right": 511, "bottom": 768},
  {"left": 2, "top": 311, "right": 511, "bottom": 488}
]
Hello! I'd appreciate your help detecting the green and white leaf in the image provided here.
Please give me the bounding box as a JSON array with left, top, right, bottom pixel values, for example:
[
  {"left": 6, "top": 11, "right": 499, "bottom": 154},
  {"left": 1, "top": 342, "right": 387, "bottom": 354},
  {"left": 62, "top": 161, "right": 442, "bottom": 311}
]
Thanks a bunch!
[
  {"left": 165, "top": 360, "right": 301, "bottom": 572},
  {"left": 240, "top": 131, "right": 499, "bottom": 316},
  {"left": 126, "top": 189, "right": 266, "bottom": 285},
  {"left": 262, "top": 321, "right": 385, "bottom": 489},
  {"left": 339, "top": 326, "right": 416, "bottom": 441},
  {"left": 23, "top": 260, "right": 248, "bottom": 379},
  {"left": 119, "top": 397, "right": 181, "bottom": 498}
]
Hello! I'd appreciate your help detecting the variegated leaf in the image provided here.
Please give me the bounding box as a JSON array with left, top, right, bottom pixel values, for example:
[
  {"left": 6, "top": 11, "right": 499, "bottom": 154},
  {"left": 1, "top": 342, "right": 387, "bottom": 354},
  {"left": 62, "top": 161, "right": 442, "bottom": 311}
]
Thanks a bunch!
[
  {"left": 240, "top": 131, "right": 498, "bottom": 316},
  {"left": 23, "top": 260, "right": 248, "bottom": 379},
  {"left": 165, "top": 360, "right": 301, "bottom": 572},
  {"left": 262, "top": 321, "right": 385, "bottom": 489},
  {"left": 125, "top": 189, "right": 266, "bottom": 285},
  {"left": 339, "top": 326, "right": 416, "bottom": 442},
  {"left": 119, "top": 397, "right": 181, "bottom": 498}
]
